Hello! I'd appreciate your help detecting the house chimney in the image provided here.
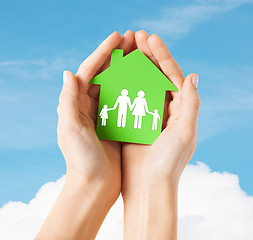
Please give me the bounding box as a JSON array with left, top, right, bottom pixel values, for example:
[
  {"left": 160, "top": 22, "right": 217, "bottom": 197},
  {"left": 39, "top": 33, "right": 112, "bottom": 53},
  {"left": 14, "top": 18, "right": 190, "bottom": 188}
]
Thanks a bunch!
[{"left": 110, "top": 49, "right": 123, "bottom": 67}]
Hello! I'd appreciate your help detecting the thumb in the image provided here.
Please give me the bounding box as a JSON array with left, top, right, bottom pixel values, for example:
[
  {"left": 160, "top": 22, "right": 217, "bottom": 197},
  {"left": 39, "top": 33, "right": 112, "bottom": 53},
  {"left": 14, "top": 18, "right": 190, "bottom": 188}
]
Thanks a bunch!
[
  {"left": 57, "top": 71, "right": 80, "bottom": 130},
  {"left": 178, "top": 73, "right": 201, "bottom": 139}
]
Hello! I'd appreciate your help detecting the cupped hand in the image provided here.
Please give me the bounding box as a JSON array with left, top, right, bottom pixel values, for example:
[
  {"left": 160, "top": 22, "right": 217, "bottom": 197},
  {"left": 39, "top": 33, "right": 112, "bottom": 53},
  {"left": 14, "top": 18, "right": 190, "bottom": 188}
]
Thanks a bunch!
[
  {"left": 57, "top": 31, "right": 135, "bottom": 198},
  {"left": 121, "top": 30, "right": 201, "bottom": 196}
]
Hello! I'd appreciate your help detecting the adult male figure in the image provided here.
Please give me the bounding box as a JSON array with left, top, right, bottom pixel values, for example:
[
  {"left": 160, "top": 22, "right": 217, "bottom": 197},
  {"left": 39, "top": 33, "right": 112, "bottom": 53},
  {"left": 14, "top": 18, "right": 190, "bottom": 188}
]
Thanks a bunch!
[{"left": 111, "top": 89, "right": 132, "bottom": 128}]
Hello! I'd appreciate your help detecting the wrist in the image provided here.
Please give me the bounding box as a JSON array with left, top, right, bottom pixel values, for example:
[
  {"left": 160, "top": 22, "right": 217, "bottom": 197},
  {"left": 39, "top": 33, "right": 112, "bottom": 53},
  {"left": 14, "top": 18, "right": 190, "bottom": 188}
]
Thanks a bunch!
[
  {"left": 65, "top": 169, "right": 120, "bottom": 204},
  {"left": 123, "top": 183, "right": 178, "bottom": 240},
  {"left": 122, "top": 169, "right": 179, "bottom": 200},
  {"left": 36, "top": 169, "right": 117, "bottom": 240},
  {"left": 122, "top": 180, "right": 178, "bottom": 203}
]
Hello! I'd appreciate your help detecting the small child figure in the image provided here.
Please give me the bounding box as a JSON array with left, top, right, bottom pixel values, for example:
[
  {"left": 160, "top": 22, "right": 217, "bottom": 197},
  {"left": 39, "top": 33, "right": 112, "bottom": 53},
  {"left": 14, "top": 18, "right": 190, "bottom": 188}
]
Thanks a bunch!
[
  {"left": 100, "top": 105, "right": 111, "bottom": 126},
  {"left": 149, "top": 109, "right": 161, "bottom": 131}
]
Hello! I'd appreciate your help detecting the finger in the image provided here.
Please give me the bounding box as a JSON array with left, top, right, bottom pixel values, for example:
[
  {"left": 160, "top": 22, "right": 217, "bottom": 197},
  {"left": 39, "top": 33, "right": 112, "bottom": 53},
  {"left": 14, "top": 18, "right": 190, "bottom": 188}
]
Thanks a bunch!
[
  {"left": 98, "top": 30, "right": 135, "bottom": 73},
  {"left": 87, "top": 30, "right": 135, "bottom": 100},
  {"left": 89, "top": 97, "right": 99, "bottom": 123},
  {"left": 117, "top": 30, "right": 135, "bottom": 55},
  {"left": 76, "top": 31, "right": 121, "bottom": 93},
  {"left": 148, "top": 34, "right": 184, "bottom": 91},
  {"left": 162, "top": 91, "right": 173, "bottom": 130},
  {"left": 57, "top": 71, "right": 80, "bottom": 130},
  {"left": 135, "top": 30, "right": 159, "bottom": 67},
  {"left": 177, "top": 73, "right": 201, "bottom": 142},
  {"left": 95, "top": 30, "right": 135, "bottom": 75},
  {"left": 129, "top": 36, "right": 137, "bottom": 52},
  {"left": 98, "top": 30, "right": 135, "bottom": 74}
]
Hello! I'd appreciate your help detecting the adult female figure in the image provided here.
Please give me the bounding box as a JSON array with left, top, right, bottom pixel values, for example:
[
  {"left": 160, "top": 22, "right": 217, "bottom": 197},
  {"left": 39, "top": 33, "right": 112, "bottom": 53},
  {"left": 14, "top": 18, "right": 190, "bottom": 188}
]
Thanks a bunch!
[{"left": 131, "top": 90, "right": 149, "bottom": 129}]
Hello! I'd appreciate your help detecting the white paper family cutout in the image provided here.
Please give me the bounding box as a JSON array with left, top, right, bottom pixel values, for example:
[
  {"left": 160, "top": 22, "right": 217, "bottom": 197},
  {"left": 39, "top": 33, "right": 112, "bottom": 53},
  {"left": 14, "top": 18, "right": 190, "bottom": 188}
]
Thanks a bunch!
[{"left": 99, "top": 89, "right": 160, "bottom": 131}]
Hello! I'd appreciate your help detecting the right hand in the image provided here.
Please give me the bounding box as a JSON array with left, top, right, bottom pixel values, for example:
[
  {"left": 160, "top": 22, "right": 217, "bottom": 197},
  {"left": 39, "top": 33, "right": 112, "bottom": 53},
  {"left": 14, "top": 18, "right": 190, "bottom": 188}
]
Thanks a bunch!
[{"left": 57, "top": 31, "right": 136, "bottom": 199}]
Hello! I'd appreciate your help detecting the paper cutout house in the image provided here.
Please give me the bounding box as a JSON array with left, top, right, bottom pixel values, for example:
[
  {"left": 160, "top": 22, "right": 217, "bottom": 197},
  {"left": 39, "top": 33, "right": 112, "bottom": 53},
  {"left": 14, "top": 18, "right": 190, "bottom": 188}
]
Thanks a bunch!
[{"left": 90, "top": 49, "right": 178, "bottom": 145}]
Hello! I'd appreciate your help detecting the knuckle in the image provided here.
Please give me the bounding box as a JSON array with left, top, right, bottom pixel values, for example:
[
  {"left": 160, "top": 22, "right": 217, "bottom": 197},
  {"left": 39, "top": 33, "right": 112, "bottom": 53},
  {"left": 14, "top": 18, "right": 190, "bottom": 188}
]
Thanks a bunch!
[
  {"left": 57, "top": 122, "right": 65, "bottom": 138},
  {"left": 56, "top": 122, "right": 62, "bottom": 135},
  {"left": 192, "top": 95, "right": 201, "bottom": 110},
  {"left": 57, "top": 119, "right": 81, "bottom": 138},
  {"left": 57, "top": 123, "right": 80, "bottom": 150},
  {"left": 57, "top": 125, "right": 70, "bottom": 148},
  {"left": 58, "top": 92, "right": 65, "bottom": 104},
  {"left": 97, "top": 46, "right": 109, "bottom": 59},
  {"left": 58, "top": 91, "right": 70, "bottom": 103},
  {"left": 58, "top": 92, "right": 77, "bottom": 113},
  {"left": 167, "top": 72, "right": 179, "bottom": 80},
  {"left": 57, "top": 134, "right": 64, "bottom": 150},
  {"left": 57, "top": 125, "right": 64, "bottom": 147},
  {"left": 60, "top": 88, "right": 77, "bottom": 101},
  {"left": 57, "top": 105, "right": 61, "bottom": 116}
]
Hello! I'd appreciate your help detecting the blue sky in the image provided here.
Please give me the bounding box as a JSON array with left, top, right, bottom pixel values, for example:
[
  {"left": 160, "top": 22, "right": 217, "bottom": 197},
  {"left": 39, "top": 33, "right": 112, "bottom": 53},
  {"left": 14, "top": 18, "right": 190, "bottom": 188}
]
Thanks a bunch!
[{"left": 0, "top": 0, "right": 252, "bottom": 207}]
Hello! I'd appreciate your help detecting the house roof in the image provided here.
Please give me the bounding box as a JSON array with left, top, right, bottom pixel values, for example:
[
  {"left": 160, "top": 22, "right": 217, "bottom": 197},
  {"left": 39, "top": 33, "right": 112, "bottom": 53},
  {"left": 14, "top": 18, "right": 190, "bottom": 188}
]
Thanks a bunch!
[{"left": 90, "top": 49, "right": 178, "bottom": 92}]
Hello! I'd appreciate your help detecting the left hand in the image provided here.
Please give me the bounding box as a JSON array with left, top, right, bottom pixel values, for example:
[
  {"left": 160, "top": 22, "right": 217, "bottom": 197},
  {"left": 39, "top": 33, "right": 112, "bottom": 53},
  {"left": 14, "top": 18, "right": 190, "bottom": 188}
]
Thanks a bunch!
[
  {"left": 121, "top": 30, "right": 201, "bottom": 203},
  {"left": 120, "top": 30, "right": 201, "bottom": 240}
]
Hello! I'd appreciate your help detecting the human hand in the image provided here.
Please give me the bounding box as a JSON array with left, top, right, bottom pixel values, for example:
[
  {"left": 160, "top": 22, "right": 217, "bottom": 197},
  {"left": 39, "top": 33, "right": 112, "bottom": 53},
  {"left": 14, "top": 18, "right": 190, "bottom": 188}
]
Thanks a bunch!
[
  {"left": 58, "top": 30, "right": 135, "bottom": 195},
  {"left": 121, "top": 30, "right": 201, "bottom": 239},
  {"left": 122, "top": 30, "right": 201, "bottom": 193},
  {"left": 58, "top": 33, "right": 122, "bottom": 196},
  {"left": 36, "top": 31, "right": 136, "bottom": 240}
]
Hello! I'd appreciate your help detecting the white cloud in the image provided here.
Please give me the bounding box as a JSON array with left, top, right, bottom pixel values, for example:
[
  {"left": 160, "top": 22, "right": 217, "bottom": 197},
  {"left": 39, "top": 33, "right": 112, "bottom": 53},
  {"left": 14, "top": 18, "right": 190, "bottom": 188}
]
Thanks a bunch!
[
  {"left": 136, "top": 0, "right": 253, "bottom": 37},
  {"left": 0, "top": 177, "right": 65, "bottom": 240},
  {"left": 178, "top": 162, "right": 253, "bottom": 240},
  {"left": 0, "top": 60, "right": 47, "bottom": 66},
  {"left": 0, "top": 162, "right": 252, "bottom": 240}
]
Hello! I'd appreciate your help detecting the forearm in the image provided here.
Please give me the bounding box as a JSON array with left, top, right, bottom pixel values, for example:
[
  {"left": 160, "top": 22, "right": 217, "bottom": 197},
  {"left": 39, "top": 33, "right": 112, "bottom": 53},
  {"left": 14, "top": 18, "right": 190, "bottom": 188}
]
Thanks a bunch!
[
  {"left": 123, "top": 182, "right": 178, "bottom": 240},
  {"left": 36, "top": 172, "right": 114, "bottom": 240}
]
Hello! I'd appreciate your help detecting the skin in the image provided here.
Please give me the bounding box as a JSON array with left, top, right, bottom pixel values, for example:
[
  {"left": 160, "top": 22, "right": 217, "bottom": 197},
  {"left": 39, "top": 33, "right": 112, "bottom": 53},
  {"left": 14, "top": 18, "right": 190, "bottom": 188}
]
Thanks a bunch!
[
  {"left": 122, "top": 30, "right": 201, "bottom": 240},
  {"left": 36, "top": 30, "right": 201, "bottom": 240},
  {"left": 36, "top": 30, "right": 135, "bottom": 240}
]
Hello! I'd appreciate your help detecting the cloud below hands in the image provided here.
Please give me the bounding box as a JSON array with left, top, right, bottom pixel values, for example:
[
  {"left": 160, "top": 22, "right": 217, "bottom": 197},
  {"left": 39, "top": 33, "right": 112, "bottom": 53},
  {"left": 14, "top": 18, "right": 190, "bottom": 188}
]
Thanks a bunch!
[
  {"left": 178, "top": 162, "right": 253, "bottom": 240},
  {"left": 0, "top": 177, "right": 65, "bottom": 240},
  {"left": 135, "top": 0, "right": 253, "bottom": 37},
  {"left": 1, "top": 162, "right": 253, "bottom": 240}
]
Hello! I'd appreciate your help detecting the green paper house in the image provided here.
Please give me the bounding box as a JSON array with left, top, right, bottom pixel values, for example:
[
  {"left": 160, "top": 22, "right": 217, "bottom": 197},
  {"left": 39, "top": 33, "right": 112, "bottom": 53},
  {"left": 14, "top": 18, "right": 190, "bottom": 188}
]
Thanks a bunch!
[{"left": 90, "top": 49, "right": 178, "bottom": 145}]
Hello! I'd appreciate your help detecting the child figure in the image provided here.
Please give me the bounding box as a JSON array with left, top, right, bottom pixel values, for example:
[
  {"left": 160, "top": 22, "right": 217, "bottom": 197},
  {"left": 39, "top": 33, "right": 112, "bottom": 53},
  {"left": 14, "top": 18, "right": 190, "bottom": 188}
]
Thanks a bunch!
[
  {"left": 99, "top": 105, "right": 111, "bottom": 126},
  {"left": 149, "top": 109, "right": 160, "bottom": 131}
]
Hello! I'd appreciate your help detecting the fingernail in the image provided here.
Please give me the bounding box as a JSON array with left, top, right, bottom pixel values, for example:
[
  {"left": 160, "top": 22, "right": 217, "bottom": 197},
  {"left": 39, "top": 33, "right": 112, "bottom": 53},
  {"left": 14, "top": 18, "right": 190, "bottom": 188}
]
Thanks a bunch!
[
  {"left": 63, "top": 71, "right": 68, "bottom": 84},
  {"left": 192, "top": 74, "right": 199, "bottom": 88}
]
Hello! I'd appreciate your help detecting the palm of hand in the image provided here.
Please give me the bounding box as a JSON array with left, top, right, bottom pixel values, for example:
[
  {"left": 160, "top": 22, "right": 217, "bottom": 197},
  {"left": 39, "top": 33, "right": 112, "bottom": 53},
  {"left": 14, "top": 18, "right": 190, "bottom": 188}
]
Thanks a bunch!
[
  {"left": 60, "top": 31, "right": 138, "bottom": 194},
  {"left": 70, "top": 84, "right": 121, "bottom": 181},
  {"left": 121, "top": 31, "right": 200, "bottom": 192},
  {"left": 122, "top": 92, "right": 189, "bottom": 187},
  {"left": 58, "top": 31, "right": 137, "bottom": 190}
]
